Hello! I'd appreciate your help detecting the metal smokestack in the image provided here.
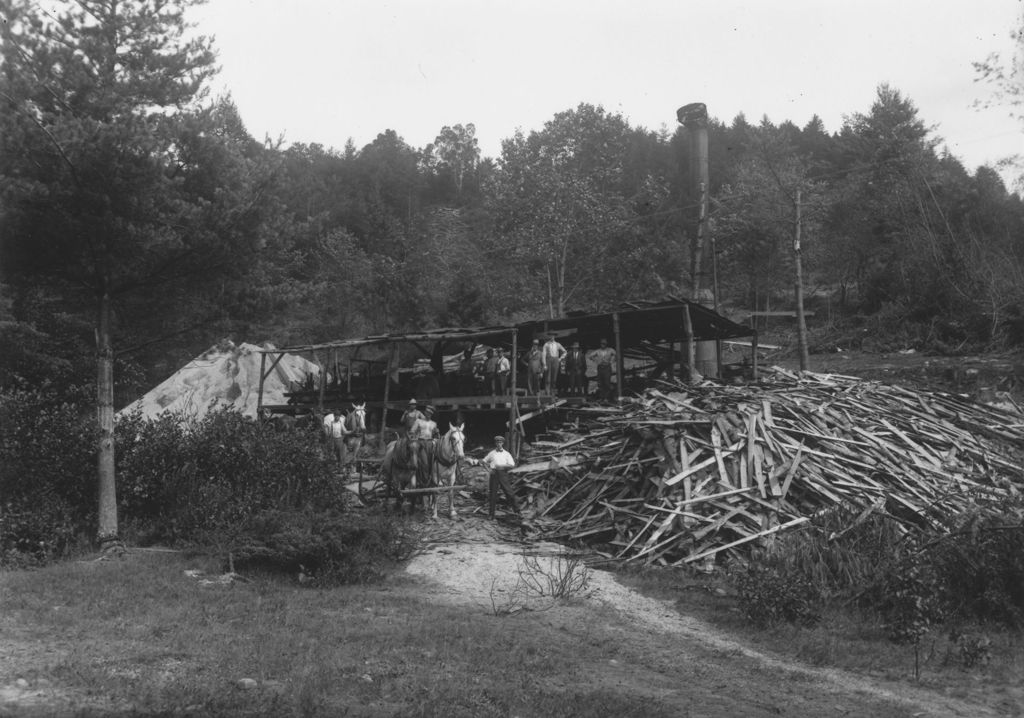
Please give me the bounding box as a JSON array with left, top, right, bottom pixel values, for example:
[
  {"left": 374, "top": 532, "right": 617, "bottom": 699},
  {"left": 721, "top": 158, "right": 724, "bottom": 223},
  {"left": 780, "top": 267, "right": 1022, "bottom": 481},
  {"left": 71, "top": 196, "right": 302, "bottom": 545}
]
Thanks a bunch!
[
  {"left": 677, "top": 102, "right": 717, "bottom": 378},
  {"left": 677, "top": 102, "right": 709, "bottom": 298}
]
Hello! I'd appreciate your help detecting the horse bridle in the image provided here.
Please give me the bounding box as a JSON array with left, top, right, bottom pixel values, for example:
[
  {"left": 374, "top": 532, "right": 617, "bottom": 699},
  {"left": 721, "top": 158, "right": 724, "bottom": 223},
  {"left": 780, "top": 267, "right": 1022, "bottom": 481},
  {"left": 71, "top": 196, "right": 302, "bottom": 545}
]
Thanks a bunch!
[
  {"left": 347, "top": 406, "right": 366, "bottom": 437},
  {"left": 435, "top": 426, "right": 465, "bottom": 468}
]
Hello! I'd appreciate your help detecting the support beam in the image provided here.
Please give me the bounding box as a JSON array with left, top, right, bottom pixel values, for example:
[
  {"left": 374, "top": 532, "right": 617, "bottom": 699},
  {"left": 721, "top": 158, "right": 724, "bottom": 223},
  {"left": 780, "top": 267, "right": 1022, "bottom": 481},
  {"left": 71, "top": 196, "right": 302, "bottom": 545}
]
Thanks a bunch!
[
  {"left": 257, "top": 350, "right": 267, "bottom": 416},
  {"left": 316, "top": 350, "right": 326, "bottom": 413},
  {"left": 381, "top": 344, "right": 392, "bottom": 437},
  {"left": 508, "top": 328, "right": 519, "bottom": 454},
  {"left": 682, "top": 304, "right": 696, "bottom": 383},
  {"left": 613, "top": 312, "right": 623, "bottom": 401},
  {"left": 751, "top": 332, "right": 759, "bottom": 380}
]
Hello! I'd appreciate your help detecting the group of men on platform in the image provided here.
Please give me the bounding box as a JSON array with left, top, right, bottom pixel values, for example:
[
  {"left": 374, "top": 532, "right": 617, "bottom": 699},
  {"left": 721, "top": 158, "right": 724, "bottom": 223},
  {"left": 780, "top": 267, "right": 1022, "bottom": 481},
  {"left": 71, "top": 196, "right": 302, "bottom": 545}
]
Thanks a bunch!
[
  {"left": 523, "top": 335, "right": 617, "bottom": 400},
  {"left": 457, "top": 335, "right": 618, "bottom": 400}
]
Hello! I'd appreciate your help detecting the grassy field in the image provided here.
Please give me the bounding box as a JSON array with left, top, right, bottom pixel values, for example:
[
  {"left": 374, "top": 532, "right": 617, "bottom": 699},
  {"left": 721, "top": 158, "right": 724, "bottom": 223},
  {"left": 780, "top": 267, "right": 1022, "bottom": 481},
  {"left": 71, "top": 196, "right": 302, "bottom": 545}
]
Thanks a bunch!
[
  {"left": 613, "top": 562, "right": 1024, "bottom": 716},
  {"left": 2, "top": 539, "right": 1019, "bottom": 718}
]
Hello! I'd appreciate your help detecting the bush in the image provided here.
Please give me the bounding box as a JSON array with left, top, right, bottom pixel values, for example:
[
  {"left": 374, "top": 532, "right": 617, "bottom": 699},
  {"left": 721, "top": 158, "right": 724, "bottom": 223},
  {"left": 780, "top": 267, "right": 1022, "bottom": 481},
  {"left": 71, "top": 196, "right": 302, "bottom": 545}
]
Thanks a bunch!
[
  {"left": 116, "top": 407, "right": 340, "bottom": 544},
  {"left": 229, "top": 509, "right": 420, "bottom": 586},
  {"left": 734, "top": 563, "right": 822, "bottom": 628},
  {"left": 730, "top": 498, "right": 1024, "bottom": 634},
  {"left": 0, "top": 388, "right": 96, "bottom": 567},
  {"left": 926, "top": 504, "right": 1024, "bottom": 627}
]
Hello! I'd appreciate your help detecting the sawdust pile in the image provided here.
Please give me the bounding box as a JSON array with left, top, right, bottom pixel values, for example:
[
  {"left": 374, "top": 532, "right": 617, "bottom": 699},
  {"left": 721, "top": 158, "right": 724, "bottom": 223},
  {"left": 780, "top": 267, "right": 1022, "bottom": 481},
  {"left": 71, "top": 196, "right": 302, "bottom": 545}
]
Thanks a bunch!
[{"left": 118, "top": 341, "right": 319, "bottom": 420}]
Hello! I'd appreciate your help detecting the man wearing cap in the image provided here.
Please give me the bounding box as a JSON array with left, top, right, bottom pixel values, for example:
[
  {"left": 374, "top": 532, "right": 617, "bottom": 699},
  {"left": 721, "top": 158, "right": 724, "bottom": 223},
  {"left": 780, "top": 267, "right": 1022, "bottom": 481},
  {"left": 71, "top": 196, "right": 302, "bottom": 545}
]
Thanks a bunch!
[
  {"left": 588, "top": 338, "right": 616, "bottom": 401},
  {"left": 542, "top": 335, "right": 567, "bottom": 396},
  {"left": 565, "top": 341, "right": 588, "bottom": 396},
  {"left": 525, "top": 339, "right": 544, "bottom": 395},
  {"left": 480, "top": 435, "right": 520, "bottom": 518}
]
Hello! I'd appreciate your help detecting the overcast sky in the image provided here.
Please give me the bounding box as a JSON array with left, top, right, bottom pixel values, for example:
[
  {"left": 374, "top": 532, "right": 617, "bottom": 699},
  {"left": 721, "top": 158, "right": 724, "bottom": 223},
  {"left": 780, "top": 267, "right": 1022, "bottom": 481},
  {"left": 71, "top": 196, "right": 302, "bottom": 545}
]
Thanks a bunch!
[{"left": 193, "top": 0, "right": 1023, "bottom": 185}]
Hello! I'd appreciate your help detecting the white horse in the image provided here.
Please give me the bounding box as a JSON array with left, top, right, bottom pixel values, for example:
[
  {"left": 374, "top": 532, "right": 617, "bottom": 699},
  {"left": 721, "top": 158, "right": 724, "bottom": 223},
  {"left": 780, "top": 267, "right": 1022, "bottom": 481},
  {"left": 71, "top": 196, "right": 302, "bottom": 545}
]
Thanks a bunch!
[
  {"left": 425, "top": 421, "right": 474, "bottom": 520},
  {"left": 343, "top": 404, "right": 367, "bottom": 468}
]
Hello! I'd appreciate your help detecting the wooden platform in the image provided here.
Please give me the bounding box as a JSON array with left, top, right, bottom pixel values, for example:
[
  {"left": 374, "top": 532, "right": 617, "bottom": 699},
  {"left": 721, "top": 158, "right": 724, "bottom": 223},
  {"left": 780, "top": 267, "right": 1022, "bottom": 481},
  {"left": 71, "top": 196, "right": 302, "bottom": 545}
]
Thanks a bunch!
[{"left": 263, "top": 393, "right": 591, "bottom": 415}]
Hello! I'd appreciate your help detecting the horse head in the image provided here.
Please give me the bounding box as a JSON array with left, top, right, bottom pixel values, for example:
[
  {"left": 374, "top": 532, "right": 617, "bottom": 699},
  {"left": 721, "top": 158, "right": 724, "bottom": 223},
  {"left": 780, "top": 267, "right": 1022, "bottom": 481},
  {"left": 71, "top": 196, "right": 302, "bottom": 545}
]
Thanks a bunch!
[
  {"left": 346, "top": 403, "right": 367, "bottom": 435},
  {"left": 439, "top": 421, "right": 467, "bottom": 463}
]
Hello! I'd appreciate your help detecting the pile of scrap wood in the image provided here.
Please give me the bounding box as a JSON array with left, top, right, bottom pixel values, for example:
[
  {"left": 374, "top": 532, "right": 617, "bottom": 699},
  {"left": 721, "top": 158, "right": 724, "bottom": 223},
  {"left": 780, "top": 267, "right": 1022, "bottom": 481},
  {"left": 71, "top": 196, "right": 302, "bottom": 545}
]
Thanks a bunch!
[{"left": 510, "top": 366, "right": 1024, "bottom": 567}]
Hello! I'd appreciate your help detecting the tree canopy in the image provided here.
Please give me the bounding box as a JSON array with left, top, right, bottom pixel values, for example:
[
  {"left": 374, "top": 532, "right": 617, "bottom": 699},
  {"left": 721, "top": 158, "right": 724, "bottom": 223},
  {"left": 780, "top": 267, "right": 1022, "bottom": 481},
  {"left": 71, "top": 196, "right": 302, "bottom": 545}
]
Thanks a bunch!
[{"left": 3, "top": 0, "right": 1024, "bottom": 548}]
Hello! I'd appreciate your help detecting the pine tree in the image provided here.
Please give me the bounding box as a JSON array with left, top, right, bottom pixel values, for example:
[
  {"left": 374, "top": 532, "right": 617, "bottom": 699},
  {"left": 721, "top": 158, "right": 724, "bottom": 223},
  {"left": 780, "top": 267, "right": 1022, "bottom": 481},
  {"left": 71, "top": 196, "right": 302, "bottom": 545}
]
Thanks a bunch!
[{"left": 0, "top": 0, "right": 271, "bottom": 550}]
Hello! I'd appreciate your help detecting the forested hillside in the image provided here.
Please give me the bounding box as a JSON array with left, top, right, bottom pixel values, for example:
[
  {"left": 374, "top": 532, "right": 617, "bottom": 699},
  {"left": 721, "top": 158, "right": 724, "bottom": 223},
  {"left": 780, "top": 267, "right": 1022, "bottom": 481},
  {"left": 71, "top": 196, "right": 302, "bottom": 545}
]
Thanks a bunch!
[{"left": 2, "top": 0, "right": 1023, "bottom": 402}]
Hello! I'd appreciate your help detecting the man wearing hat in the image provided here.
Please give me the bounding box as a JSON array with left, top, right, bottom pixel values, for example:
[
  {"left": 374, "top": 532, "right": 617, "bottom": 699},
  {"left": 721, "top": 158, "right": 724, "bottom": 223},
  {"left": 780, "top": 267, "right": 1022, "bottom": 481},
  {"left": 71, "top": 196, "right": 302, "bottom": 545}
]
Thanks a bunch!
[
  {"left": 542, "top": 334, "right": 567, "bottom": 397},
  {"left": 410, "top": 405, "right": 440, "bottom": 488},
  {"left": 588, "top": 338, "right": 616, "bottom": 401},
  {"left": 565, "top": 340, "right": 588, "bottom": 397},
  {"left": 480, "top": 435, "right": 520, "bottom": 519},
  {"left": 400, "top": 398, "right": 425, "bottom": 437},
  {"left": 525, "top": 339, "right": 544, "bottom": 395}
]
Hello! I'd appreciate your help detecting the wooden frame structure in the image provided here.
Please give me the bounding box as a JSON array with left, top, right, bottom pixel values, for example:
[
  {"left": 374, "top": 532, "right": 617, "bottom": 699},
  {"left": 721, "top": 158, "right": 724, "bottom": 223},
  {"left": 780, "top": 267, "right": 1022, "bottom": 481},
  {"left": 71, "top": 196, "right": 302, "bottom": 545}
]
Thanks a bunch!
[{"left": 256, "top": 298, "right": 757, "bottom": 444}]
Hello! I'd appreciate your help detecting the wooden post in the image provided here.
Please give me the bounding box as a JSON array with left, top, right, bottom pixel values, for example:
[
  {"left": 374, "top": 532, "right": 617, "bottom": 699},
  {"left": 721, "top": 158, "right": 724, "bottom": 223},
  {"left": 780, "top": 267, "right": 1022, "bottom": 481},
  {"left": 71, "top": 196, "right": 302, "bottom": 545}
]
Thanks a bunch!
[
  {"left": 794, "top": 187, "right": 810, "bottom": 372},
  {"left": 682, "top": 304, "right": 696, "bottom": 383},
  {"left": 751, "top": 331, "right": 759, "bottom": 380},
  {"left": 316, "top": 350, "right": 326, "bottom": 413},
  {"left": 381, "top": 344, "right": 392, "bottom": 437},
  {"left": 257, "top": 350, "right": 267, "bottom": 417},
  {"left": 613, "top": 312, "right": 623, "bottom": 401},
  {"left": 508, "top": 329, "right": 518, "bottom": 452}
]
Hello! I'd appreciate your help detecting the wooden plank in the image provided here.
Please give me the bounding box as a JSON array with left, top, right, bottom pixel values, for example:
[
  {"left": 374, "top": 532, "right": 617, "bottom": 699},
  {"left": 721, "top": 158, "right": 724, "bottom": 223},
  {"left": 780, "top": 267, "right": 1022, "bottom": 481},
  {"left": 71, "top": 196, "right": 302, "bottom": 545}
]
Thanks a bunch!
[{"left": 683, "top": 517, "right": 809, "bottom": 564}]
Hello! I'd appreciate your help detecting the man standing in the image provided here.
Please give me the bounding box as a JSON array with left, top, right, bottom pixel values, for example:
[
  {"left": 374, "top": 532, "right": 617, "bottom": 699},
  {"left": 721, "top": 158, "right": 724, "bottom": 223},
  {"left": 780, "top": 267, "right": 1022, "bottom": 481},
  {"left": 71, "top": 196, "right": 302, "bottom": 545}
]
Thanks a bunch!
[
  {"left": 410, "top": 405, "right": 440, "bottom": 488},
  {"left": 480, "top": 435, "right": 520, "bottom": 519},
  {"left": 588, "top": 338, "right": 617, "bottom": 401},
  {"left": 565, "top": 341, "right": 588, "bottom": 396},
  {"left": 525, "top": 339, "right": 544, "bottom": 395},
  {"left": 482, "top": 349, "right": 497, "bottom": 398},
  {"left": 542, "top": 334, "right": 566, "bottom": 397},
  {"left": 457, "top": 348, "right": 476, "bottom": 396},
  {"left": 329, "top": 411, "right": 351, "bottom": 472},
  {"left": 321, "top": 409, "right": 336, "bottom": 445},
  {"left": 495, "top": 347, "right": 511, "bottom": 396},
  {"left": 400, "top": 398, "right": 425, "bottom": 437}
]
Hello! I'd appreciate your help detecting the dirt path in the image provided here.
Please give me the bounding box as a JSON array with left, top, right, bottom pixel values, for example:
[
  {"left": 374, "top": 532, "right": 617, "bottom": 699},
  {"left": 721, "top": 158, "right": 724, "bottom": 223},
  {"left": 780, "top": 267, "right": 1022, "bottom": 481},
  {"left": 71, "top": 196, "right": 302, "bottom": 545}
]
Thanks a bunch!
[{"left": 406, "top": 515, "right": 1003, "bottom": 718}]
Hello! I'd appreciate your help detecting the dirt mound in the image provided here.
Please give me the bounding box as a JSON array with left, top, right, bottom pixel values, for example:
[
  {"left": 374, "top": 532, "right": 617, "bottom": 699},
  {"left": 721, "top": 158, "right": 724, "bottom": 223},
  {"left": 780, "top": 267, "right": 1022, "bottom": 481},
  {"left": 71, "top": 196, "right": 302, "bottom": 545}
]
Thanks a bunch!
[{"left": 118, "top": 340, "right": 319, "bottom": 420}]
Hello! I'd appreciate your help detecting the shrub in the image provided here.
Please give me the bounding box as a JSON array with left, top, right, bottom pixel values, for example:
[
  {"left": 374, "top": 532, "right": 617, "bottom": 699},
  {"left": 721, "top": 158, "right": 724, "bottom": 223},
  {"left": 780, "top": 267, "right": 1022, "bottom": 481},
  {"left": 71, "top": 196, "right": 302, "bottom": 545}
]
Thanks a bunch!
[
  {"left": 0, "top": 388, "right": 96, "bottom": 567},
  {"left": 229, "top": 508, "right": 420, "bottom": 586},
  {"left": 730, "top": 497, "right": 1024, "bottom": 637},
  {"left": 925, "top": 503, "right": 1024, "bottom": 627},
  {"left": 116, "top": 407, "right": 340, "bottom": 544},
  {"left": 734, "top": 564, "right": 821, "bottom": 628}
]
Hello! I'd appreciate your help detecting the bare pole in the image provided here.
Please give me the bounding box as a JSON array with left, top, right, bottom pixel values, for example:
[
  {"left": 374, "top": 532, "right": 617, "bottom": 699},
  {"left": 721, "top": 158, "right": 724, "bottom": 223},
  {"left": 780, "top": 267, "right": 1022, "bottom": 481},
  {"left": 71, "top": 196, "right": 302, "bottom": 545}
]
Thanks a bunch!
[
  {"left": 508, "top": 329, "right": 519, "bottom": 454},
  {"left": 257, "top": 350, "right": 267, "bottom": 417},
  {"left": 682, "top": 304, "right": 697, "bottom": 383},
  {"left": 794, "top": 187, "right": 810, "bottom": 371},
  {"left": 381, "top": 343, "right": 393, "bottom": 438},
  {"left": 613, "top": 312, "right": 623, "bottom": 401},
  {"left": 316, "top": 351, "right": 326, "bottom": 414}
]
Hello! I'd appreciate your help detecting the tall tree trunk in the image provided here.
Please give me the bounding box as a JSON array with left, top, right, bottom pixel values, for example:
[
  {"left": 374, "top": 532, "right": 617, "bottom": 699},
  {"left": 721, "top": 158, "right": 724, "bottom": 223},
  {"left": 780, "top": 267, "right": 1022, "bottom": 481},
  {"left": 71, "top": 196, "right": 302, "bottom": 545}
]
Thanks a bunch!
[{"left": 96, "top": 289, "right": 121, "bottom": 552}]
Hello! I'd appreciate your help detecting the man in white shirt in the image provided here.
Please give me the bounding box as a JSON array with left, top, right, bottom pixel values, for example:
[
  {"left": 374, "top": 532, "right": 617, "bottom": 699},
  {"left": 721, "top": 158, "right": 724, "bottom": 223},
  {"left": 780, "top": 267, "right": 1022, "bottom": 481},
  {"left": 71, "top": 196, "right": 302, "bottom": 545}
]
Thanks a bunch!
[
  {"left": 480, "top": 435, "right": 520, "bottom": 518},
  {"left": 542, "top": 335, "right": 567, "bottom": 397},
  {"left": 329, "top": 411, "right": 350, "bottom": 471},
  {"left": 495, "top": 348, "right": 511, "bottom": 396},
  {"left": 322, "top": 410, "right": 335, "bottom": 441}
]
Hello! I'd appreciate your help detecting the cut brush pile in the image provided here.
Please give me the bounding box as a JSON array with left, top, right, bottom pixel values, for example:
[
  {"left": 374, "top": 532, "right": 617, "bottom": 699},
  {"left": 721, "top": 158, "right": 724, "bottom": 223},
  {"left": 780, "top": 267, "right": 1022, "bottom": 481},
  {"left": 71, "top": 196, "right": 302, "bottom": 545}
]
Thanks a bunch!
[{"left": 511, "top": 367, "right": 1024, "bottom": 567}]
